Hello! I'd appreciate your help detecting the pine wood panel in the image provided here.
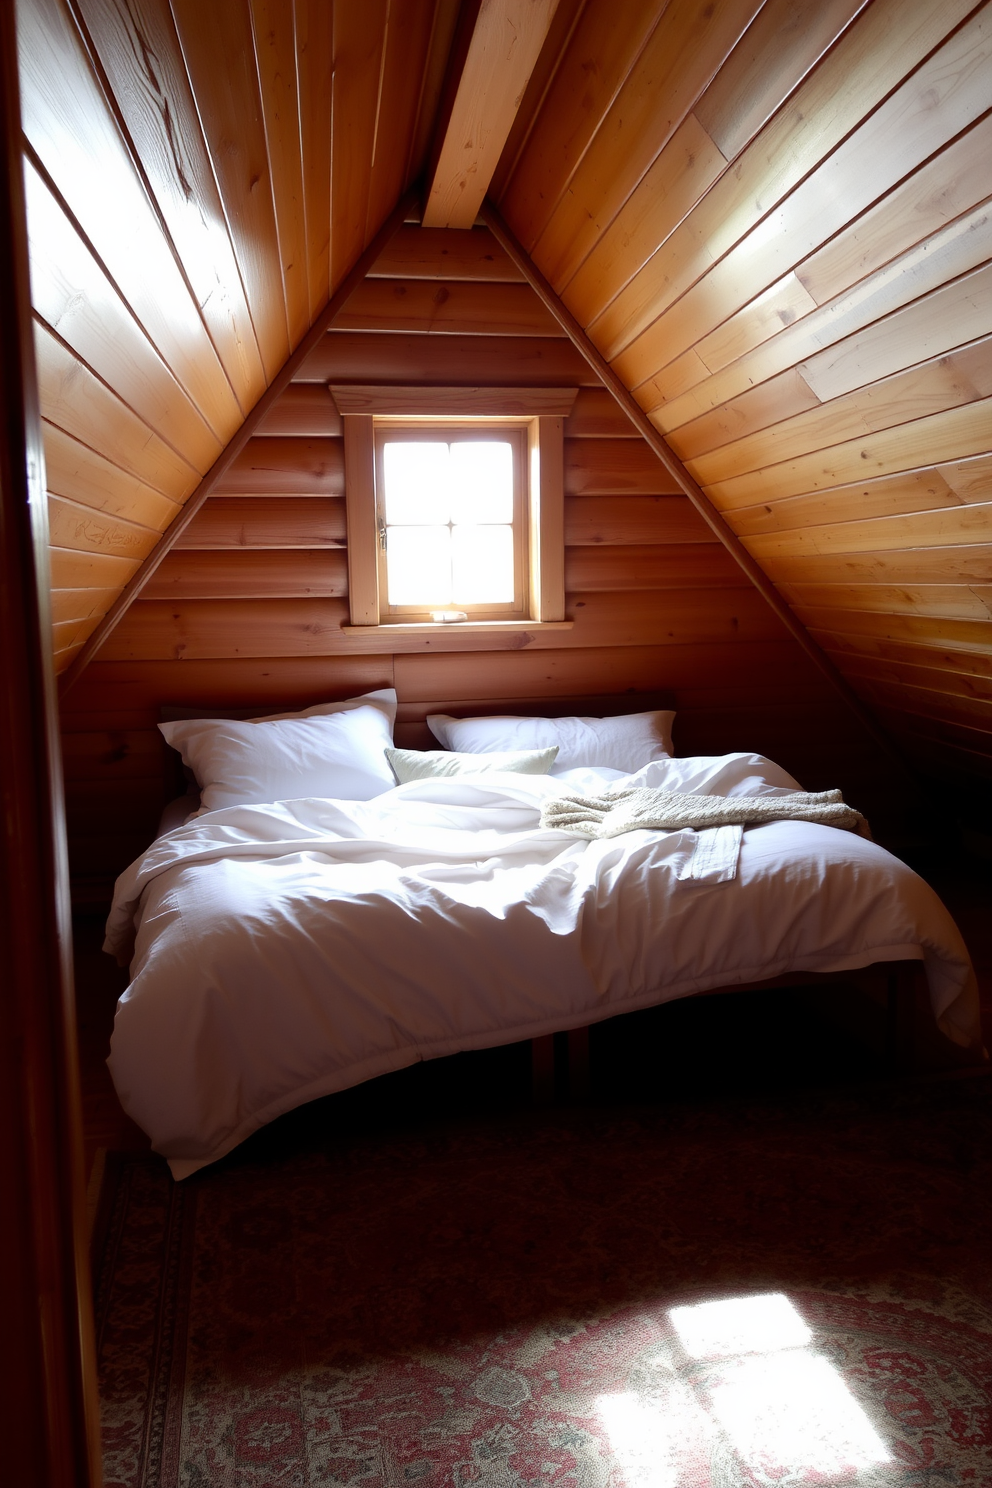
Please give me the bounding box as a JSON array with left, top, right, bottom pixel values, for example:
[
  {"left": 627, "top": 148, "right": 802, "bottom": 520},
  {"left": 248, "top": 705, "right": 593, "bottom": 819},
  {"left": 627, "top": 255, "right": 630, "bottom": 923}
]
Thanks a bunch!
[
  {"left": 255, "top": 385, "right": 343, "bottom": 437},
  {"left": 695, "top": 274, "right": 819, "bottom": 377},
  {"left": 169, "top": 0, "right": 290, "bottom": 381},
  {"left": 564, "top": 495, "right": 717, "bottom": 546},
  {"left": 19, "top": 0, "right": 243, "bottom": 439},
  {"left": 369, "top": 225, "right": 524, "bottom": 281},
  {"left": 42, "top": 423, "right": 181, "bottom": 530},
  {"left": 144, "top": 550, "right": 349, "bottom": 599},
  {"left": 828, "top": 651, "right": 992, "bottom": 705},
  {"left": 215, "top": 437, "right": 344, "bottom": 494},
  {"left": 329, "top": 0, "right": 388, "bottom": 290},
  {"left": 496, "top": 0, "right": 666, "bottom": 250},
  {"left": 685, "top": 338, "right": 992, "bottom": 482},
  {"left": 564, "top": 544, "right": 739, "bottom": 590},
  {"left": 646, "top": 198, "right": 992, "bottom": 430},
  {"left": 51, "top": 587, "right": 119, "bottom": 625},
  {"left": 296, "top": 332, "right": 596, "bottom": 384},
  {"left": 852, "top": 676, "right": 992, "bottom": 732},
  {"left": 592, "top": 0, "right": 974, "bottom": 366},
  {"left": 98, "top": 587, "right": 784, "bottom": 660},
  {"left": 50, "top": 548, "right": 140, "bottom": 590},
  {"left": 366, "top": 2, "right": 451, "bottom": 237},
  {"left": 816, "top": 628, "right": 992, "bottom": 678},
  {"left": 24, "top": 162, "right": 223, "bottom": 473},
  {"left": 48, "top": 495, "right": 160, "bottom": 562},
  {"left": 762, "top": 545, "right": 992, "bottom": 587},
  {"left": 781, "top": 582, "right": 992, "bottom": 624},
  {"left": 670, "top": 369, "right": 822, "bottom": 465},
  {"left": 563, "top": 439, "right": 680, "bottom": 494},
  {"left": 294, "top": 0, "right": 333, "bottom": 317},
  {"left": 708, "top": 398, "right": 992, "bottom": 510},
  {"left": 174, "top": 497, "right": 347, "bottom": 549},
  {"left": 798, "top": 112, "right": 992, "bottom": 309},
  {"left": 790, "top": 606, "right": 992, "bottom": 655},
  {"left": 730, "top": 468, "right": 970, "bottom": 537},
  {"left": 71, "top": 0, "right": 266, "bottom": 412},
  {"left": 745, "top": 500, "right": 992, "bottom": 560},
  {"left": 798, "top": 265, "right": 992, "bottom": 405},
  {"left": 335, "top": 280, "right": 564, "bottom": 336},
  {"left": 534, "top": 0, "right": 762, "bottom": 291},
  {"left": 394, "top": 639, "right": 819, "bottom": 701},
  {"left": 939, "top": 454, "right": 992, "bottom": 504},
  {"left": 561, "top": 113, "right": 727, "bottom": 328},
  {"left": 767, "top": 547, "right": 987, "bottom": 586},
  {"left": 250, "top": 0, "right": 309, "bottom": 347},
  {"left": 692, "top": 0, "right": 868, "bottom": 161},
  {"left": 63, "top": 656, "right": 396, "bottom": 714},
  {"left": 34, "top": 323, "right": 200, "bottom": 499}
]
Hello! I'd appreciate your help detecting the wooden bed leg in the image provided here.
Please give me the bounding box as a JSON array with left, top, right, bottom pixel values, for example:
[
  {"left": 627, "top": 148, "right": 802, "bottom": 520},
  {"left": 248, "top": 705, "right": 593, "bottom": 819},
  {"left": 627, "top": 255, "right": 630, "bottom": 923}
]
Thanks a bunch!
[
  {"left": 885, "top": 963, "right": 917, "bottom": 1072},
  {"left": 531, "top": 1034, "right": 555, "bottom": 1106},
  {"left": 567, "top": 1026, "right": 591, "bottom": 1103}
]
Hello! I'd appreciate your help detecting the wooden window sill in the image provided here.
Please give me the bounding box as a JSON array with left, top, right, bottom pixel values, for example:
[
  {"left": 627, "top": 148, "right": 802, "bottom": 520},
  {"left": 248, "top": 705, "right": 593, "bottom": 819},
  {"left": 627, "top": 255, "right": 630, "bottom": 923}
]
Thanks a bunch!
[{"left": 340, "top": 620, "right": 573, "bottom": 635}]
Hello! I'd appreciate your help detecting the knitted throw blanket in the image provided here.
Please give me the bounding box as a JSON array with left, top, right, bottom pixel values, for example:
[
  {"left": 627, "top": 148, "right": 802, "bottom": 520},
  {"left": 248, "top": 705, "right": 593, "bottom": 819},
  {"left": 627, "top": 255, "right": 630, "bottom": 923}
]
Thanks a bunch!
[{"left": 540, "top": 787, "right": 869, "bottom": 840}]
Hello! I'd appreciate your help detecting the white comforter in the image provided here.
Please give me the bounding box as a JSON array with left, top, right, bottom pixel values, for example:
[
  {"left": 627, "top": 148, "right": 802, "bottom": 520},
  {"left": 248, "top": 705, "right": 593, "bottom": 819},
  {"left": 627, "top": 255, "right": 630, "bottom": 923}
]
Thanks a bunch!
[{"left": 104, "top": 753, "right": 981, "bottom": 1178}]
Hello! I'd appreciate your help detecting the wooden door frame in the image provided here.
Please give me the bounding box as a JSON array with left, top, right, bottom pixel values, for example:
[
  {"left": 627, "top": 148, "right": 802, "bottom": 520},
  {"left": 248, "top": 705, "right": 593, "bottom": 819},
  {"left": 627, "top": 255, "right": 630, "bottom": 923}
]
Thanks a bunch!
[{"left": 0, "top": 4, "right": 102, "bottom": 1480}]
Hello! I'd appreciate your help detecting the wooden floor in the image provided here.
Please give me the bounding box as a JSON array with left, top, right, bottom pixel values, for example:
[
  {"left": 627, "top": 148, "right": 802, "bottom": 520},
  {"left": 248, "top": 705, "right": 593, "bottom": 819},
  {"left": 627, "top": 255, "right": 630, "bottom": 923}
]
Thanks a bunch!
[{"left": 73, "top": 841, "right": 992, "bottom": 1184}]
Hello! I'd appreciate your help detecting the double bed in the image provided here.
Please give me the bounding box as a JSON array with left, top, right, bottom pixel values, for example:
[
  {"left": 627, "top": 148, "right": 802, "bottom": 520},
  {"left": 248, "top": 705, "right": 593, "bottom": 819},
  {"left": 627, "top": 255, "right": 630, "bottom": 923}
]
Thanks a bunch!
[{"left": 103, "top": 690, "right": 983, "bottom": 1179}]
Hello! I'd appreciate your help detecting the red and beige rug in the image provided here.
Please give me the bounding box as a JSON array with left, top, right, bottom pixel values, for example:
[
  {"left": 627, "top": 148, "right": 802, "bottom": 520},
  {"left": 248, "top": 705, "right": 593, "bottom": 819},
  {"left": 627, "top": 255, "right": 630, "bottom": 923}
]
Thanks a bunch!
[{"left": 92, "top": 1077, "right": 992, "bottom": 1487}]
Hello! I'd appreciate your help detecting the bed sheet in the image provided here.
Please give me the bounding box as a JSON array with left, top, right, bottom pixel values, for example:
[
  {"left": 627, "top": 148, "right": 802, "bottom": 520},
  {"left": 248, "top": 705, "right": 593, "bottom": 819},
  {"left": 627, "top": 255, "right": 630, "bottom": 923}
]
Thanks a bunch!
[{"left": 104, "top": 753, "right": 982, "bottom": 1178}]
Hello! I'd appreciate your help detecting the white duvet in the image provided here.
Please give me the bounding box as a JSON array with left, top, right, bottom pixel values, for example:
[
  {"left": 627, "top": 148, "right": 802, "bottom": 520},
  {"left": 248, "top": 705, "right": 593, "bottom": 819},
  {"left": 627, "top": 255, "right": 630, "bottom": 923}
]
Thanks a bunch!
[{"left": 105, "top": 753, "right": 982, "bottom": 1178}]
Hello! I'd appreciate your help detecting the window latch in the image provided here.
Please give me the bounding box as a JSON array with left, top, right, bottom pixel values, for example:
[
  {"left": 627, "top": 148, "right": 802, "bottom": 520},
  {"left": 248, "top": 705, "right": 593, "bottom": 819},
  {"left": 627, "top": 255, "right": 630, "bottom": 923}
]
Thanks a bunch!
[{"left": 377, "top": 516, "right": 387, "bottom": 552}]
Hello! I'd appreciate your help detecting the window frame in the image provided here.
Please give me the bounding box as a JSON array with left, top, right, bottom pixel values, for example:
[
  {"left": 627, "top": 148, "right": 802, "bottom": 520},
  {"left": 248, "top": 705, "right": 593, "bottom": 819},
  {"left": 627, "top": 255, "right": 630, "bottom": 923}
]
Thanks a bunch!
[
  {"left": 373, "top": 419, "right": 530, "bottom": 623},
  {"left": 332, "top": 385, "right": 577, "bottom": 633}
]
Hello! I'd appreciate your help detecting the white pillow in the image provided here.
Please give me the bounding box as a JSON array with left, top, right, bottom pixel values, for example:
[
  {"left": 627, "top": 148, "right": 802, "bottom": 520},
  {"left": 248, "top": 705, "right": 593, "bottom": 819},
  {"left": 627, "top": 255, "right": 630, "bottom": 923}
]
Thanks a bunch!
[
  {"left": 253, "top": 688, "right": 396, "bottom": 727},
  {"left": 426, "top": 709, "right": 675, "bottom": 774},
  {"left": 159, "top": 703, "right": 395, "bottom": 813},
  {"left": 386, "top": 746, "right": 558, "bottom": 783}
]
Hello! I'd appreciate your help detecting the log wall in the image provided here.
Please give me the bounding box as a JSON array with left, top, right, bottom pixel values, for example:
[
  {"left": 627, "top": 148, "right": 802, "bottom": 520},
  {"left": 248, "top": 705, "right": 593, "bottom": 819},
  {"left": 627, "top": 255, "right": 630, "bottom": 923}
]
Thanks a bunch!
[{"left": 61, "top": 230, "right": 895, "bottom": 901}]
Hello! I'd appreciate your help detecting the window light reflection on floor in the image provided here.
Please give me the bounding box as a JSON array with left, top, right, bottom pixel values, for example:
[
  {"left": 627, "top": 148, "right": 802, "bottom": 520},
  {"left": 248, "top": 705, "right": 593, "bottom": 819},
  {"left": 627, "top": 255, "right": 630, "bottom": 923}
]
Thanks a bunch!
[{"left": 597, "top": 1292, "right": 891, "bottom": 1485}]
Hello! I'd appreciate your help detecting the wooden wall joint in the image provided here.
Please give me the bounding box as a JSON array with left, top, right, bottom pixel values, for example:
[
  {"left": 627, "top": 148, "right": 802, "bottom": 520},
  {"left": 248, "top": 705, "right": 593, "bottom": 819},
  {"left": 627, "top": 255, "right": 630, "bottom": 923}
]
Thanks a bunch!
[{"left": 478, "top": 200, "right": 920, "bottom": 784}]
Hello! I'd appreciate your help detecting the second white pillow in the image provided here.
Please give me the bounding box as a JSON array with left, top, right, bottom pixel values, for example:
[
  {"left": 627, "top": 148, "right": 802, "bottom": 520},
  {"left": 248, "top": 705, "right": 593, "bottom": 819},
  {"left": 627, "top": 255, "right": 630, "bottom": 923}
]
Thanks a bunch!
[{"left": 386, "top": 746, "right": 559, "bottom": 783}]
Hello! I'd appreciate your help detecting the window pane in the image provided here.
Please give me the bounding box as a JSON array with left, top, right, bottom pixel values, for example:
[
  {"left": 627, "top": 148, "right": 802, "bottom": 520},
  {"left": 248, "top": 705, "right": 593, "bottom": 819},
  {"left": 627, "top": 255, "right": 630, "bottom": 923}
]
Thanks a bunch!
[
  {"left": 451, "top": 524, "right": 514, "bottom": 604},
  {"left": 386, "top": 526, "right": 451, "bottom": 606},
  {"left": 450, "top": 442, "right": 513, "bottom": 525},
  {"left": 382, "top": 443, "right": 450, "bottom": 524}
]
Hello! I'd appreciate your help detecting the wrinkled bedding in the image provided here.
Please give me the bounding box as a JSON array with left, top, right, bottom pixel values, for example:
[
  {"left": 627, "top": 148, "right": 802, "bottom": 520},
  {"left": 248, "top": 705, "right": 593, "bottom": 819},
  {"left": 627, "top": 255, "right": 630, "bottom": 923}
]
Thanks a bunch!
[{"left": 104, "top": 753, "right": 981, "bottom": 1178}]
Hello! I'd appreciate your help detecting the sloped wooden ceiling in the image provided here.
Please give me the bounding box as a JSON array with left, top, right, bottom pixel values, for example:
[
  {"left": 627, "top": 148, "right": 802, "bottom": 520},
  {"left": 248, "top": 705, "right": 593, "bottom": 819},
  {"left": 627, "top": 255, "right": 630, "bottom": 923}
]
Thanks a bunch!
[
  {"left": 490, "top": 0, "right": 992, "bottom": 784},
  {"left": 21, "top": 0, "right": 992, "bottom": 790},
  {"left": 19, "top": 0, "right": 459, "bottom": 670}
]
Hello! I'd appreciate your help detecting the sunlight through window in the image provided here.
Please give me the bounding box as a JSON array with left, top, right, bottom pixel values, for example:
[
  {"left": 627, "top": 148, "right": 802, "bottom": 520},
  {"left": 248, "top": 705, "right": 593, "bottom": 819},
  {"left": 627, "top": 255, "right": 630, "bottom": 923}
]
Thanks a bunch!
[
  {"left": 597, "top": 1293, "right": 891, "bottom": 1486},
  {"left": 380, "top": 438, "right": 517, "bottom": 610}
]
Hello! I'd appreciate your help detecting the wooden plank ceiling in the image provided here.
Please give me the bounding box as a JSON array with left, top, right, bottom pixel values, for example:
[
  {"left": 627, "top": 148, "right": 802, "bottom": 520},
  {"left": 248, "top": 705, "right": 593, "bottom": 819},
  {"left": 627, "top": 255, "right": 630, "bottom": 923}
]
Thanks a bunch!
[{"left": 19, "top": 0, "right": 992, "bottom": 789}]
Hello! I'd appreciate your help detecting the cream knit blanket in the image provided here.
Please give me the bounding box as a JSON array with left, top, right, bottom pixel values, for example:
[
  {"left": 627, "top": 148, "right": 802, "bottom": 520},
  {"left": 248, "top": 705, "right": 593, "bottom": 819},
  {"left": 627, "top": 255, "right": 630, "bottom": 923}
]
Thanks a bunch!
[{"left": 541, "top": 786, "right": 869, "bottom": 840}]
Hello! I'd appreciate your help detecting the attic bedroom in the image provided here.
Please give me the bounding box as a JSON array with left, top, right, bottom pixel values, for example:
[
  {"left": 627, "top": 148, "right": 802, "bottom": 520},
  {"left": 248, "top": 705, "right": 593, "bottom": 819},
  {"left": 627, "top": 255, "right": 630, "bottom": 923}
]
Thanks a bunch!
[{"left": 1, "top": 0, "right": 990, "bottom": 1481}]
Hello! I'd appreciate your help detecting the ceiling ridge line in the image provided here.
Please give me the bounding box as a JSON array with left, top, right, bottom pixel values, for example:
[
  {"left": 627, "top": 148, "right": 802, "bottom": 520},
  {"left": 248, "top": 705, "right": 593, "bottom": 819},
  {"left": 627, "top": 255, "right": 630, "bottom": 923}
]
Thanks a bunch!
[
  {"left": 57, "top": 186, "right": 420, "bottom": 699},
  {"left": 478, "top": 197, "right": 920, "bottom": 786}
]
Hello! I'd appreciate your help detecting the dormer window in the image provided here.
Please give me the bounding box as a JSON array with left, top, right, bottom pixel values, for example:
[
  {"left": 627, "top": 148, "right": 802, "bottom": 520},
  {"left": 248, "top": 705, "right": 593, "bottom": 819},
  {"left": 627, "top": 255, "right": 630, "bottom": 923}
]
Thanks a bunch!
[{"left": 332, "top": 385, "right": 577, "bottom": 635}]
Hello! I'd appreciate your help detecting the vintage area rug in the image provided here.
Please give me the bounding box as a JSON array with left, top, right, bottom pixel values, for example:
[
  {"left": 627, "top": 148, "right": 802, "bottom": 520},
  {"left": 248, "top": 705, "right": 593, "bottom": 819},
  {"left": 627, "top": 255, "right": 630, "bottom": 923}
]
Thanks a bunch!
[{"left": 92, "top": 1076, "right": 992, "bottom": 1487}]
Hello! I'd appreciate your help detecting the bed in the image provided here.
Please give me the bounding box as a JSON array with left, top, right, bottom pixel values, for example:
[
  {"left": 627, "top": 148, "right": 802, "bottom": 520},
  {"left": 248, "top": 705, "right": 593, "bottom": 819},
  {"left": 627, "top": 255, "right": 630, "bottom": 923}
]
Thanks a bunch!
[{"left": 103, "top": 690, "right": 983, "bottom": 1179}]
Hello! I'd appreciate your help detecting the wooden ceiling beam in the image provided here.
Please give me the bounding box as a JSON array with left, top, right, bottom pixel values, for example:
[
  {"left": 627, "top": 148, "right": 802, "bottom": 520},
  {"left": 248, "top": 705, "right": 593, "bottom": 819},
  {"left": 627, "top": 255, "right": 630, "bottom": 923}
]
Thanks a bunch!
[
  {"left": 423, "top": 0, "right": 560, "bottom": 230},
  {"left": 479, "top": 198, "right": 918, "bottom": 781},
  {"left": 58, "top": 188, "right": 419, "bottom": 698}
]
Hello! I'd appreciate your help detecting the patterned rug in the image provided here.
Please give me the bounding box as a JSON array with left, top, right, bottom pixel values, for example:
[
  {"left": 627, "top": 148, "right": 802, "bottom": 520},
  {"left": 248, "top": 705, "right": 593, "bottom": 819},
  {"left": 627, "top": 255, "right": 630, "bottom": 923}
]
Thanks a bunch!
[{"left": 92, "top": 1075, "right": 992, "bottom": 1487}]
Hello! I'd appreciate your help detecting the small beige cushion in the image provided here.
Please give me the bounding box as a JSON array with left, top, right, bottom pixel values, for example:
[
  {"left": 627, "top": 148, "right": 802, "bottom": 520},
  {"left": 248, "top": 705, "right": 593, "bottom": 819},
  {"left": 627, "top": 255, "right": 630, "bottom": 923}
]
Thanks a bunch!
[{"left": 386, "top": 746, "right": 558, "bottom": 783}]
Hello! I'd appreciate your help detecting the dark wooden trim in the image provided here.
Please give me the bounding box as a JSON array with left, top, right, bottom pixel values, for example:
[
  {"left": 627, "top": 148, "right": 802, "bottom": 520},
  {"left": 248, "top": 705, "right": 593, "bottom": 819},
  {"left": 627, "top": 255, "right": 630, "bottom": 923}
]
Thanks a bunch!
[
  {"left": 58, "top": 187, "right": 421, "bottom": 698},
  {"left": 0, "top": 8, "right": 102, "bottom": 1478},
  {"left": 479, "top": 199, "right": 918, "bottom": 780}
]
